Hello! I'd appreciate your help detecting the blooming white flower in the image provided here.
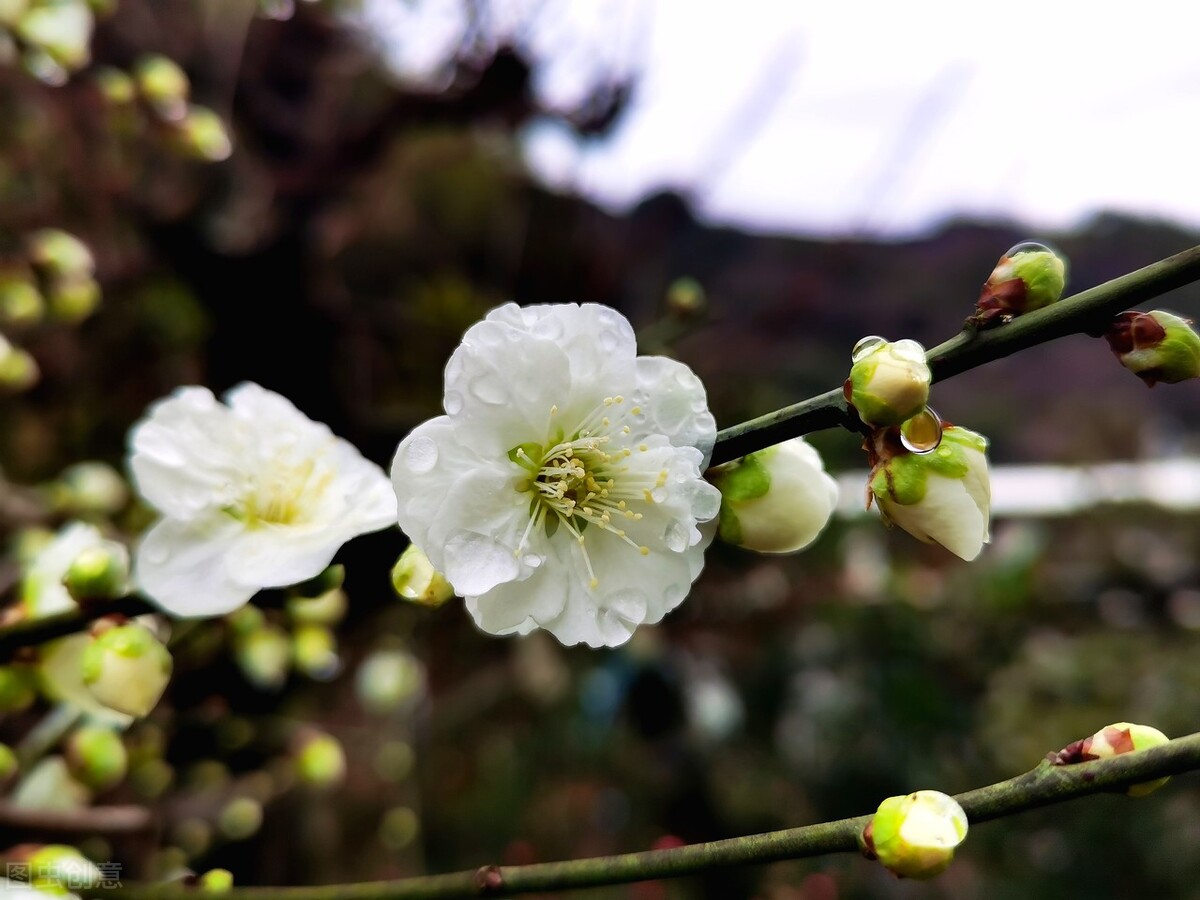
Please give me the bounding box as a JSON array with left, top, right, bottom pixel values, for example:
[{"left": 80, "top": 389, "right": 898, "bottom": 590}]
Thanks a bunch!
[
  {"left": 129, "top": 382, "right": 397, "bottom": 617},
  {"left": 20, "top": 522, "right": 116, "bottom": 618},
  {"left": 391, "top": 303, "right": 721, "bottom": 648},
  {"left": 869, "top": 424, "right": 991, "bottom": 561}
]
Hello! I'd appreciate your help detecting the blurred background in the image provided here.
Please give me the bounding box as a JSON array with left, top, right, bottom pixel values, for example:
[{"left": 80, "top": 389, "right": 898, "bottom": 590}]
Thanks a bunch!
[{"left": 3, "top": 1, "right": 1200, "bottom": 898}]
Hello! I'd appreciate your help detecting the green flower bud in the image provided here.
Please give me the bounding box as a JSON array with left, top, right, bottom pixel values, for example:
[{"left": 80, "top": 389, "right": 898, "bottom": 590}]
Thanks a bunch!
[
  {"left": 65, "top": 726, "right": 127, "bottom": 791},
  {"left": 391, "top": 544, "right": 454, "bottom": 607},
  {"left": 217, "top": 796, "right": 263, "bottom": 841},
  {"left": 1105, "top": 310, "right": 1200, "bottom": 387},
  {"left": 235, "top": 625, "right": 290, "bottom": 690},
  {"left": 379, "top": 806, "right": 421, "bottom": 851},
  {"left": 1053, "top": 722, "right": 1171, "bottom": 796},
  {"left": 291, "top": 623, "right": 338, "bottom": 680},
  {"left": 709, "top": 437, "right": 838, "bottom": 553},
  {"left": 355, "top": 648, "right": 424, "bottom": 715},
  {"left": 93, "top": 65, "right": 136, "bottom": 105},
  {"left": 47, "top": 275, "right": 101, "bottom": 323},
  {"left": 295, "top": 731, "right": 346, "bottom": 788},
  {"left": 975, "top": 241, "right": 1067, "bottom": 323},
  {"left": 63, "top": 541, "right": 130, "bottom": 602},
  {"left": 665, "top": 277, "right": 707, "bottom": 320},
  {"left": 26, "top": 229, "right": 94, "bottom": 280},
  {"left": 0, "top": 0, "right": 29, "bottom": 28},
  {"left": 0, "top": 742, "right": 18, "bottom": 781},
  {"left": 291, "top": 563, "right": 345, "bottom": 598},
  {"left": 16, "top": 0, "right": 94, "bottom": 70},
  {"left": 171, "top": 104, "right": 233, "bottom": 162},
  {"left": 0, "top": 664, "right": 37, "bottom": 712},
  {"left": 861, "top": 790, "right": 968, "bottom": 880},
  {"left": 81, "top": 623, "right": 173, "bottom": 718},
  {"left": 129, "top": 757, "right": 174, "bottom": 800},
  {"left": 0, "top": 335, "right": 40, "bottom": 391},
  {"left": 0, "top": 272, "right": 44, "bottom": 326},
  {"left": 227, "top": 604, "right": 266, "bottom": 635},
  {"left": 26, "top": 843, "right": 102, "bottom": 893},
  {"left": 134, "top": 54, "right": 190, "bottom": 119},
  {"left": 287, "top": 587, "right": 347, "bottom": 625},
  {"left": 56, "top": 462, "right": 129, "bottom": 515},
  {"left": 198, "top": 869, "right": 234, "bottom": 893},
  {"left": 844, "top": 337, "right": 931, "bottom": 426}
]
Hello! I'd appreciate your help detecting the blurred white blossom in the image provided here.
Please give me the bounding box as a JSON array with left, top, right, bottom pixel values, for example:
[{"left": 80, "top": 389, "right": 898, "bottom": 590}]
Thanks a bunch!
[{"left": 21, "top": 522, "right": 113, "bottom": 618}]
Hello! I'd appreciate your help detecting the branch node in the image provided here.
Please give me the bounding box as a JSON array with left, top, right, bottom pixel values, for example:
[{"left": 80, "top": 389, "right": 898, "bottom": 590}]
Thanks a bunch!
[{"left": 473, "top": 865, "right": 504, "bottom": 894}]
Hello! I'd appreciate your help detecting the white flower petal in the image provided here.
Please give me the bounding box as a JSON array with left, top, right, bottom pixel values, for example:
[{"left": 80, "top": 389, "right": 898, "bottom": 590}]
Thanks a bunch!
[
  {"left": 39, "top": 635, "right": 134, "bottom": 727},
  {"left": 22, "top": 522, "right": 106, "bottom": 617},
  {"left": 884, "top": 473, "right": 988, "bottom": 561},
  {"left": 134, "top": 517, "right": 250, "bottom": 616},
  {"left": 635, "top": 356, "right": 718, "bottom": 464}
]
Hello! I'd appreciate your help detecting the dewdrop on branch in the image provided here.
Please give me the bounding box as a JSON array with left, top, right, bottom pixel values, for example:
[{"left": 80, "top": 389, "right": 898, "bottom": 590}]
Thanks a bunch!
[
  {"left": 844, "top": 336, "right": 932, "bottom": 427},
  {"left": 81, "top": 622, "right": 173, "bottom": 718},
  {"left": 867, "top": 422, "right": 991, "bottom": 561},
  {"left": 708, "top": 437, "right": 838, "bottom": 554},
  {"left": 1104, "top": 310, "right": 1200, "bottom": 386},
  {"left": 391, "top": 544, "right": 454, "bottom": 607},
  {"left": 974, "top": 240, "right": 1067, "bottom": 325},
  {"left": 1050, "top": 722, "right": 1171, "bottom": 796},
  {"left": 860, "top": 790, "right": 968, "bottom": 880}
]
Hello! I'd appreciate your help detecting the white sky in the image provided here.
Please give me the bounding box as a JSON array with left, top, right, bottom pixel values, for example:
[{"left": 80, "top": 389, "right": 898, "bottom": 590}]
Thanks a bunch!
[{"left": 361, "top": 0, "right": 1200, "bottom": 238}]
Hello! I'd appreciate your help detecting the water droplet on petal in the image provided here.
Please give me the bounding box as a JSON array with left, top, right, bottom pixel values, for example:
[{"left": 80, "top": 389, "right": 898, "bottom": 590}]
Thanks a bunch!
[
  {"left": 403, "top": 436, "right": 438, "bottom": 473},
  {"left": 662, "top": 521, "right": 689, "bottom": 552},
  {"left": 851, "top": 335, "right": 887, "bottom": 362},
  {"left": 522, "top": 553, "right": 544, "bottom": 569},
  {"left": 900, "top": 406, "right": 943, "bottom": 454},
  {"left": 444, "top": 391, "right": 464, "bottom": 415},
  {"left": 469, "top": 376, "right": 507, "bottom": 406},
  {"left": 1004, "top": 240, "right": 1054, "bottom": 259},
  {"left": 650, "top": 486, "right": 668, "bottom": 503}
]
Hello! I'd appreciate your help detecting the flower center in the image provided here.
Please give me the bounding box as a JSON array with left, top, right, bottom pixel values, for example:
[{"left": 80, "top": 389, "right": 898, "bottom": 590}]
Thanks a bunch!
[
  {"left": 235, "top": 457, "right": 333, "bottom": 527},
  {"left": 509, "top": 396, "right": 669, "bottom": 588}
]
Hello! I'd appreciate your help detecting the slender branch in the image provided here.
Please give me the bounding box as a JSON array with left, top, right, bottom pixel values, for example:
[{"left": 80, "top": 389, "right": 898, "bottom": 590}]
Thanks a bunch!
[
  {"left": 710, "top": 243, "right": 1200, "bottom": 465},
  {"left": 0, "top": 595, "right": 157, "bottom": 661},
  {"left": 79, "top": 731, "right": 1200, "bottom": 899},
  {"left": 0, "top": 801, "right": 153, "bottom": 835}
]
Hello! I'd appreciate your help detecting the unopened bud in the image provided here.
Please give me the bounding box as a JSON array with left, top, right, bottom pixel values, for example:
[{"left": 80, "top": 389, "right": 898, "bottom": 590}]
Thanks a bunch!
[
  {"left": 235, "top": 625, "right": 290, "bottom": 691},
  {"left": 134, "top": 54, "right": 190, "bottom": 120},
  {"left": 295, "top": 731, "right": 346, "bottom": 788},
  {"left": 0, "top": 665, "right": 36, "bottom": 712},
  {"left": 93, "top": 65, "right": 135, "bottom": 104},
  {"left": 860, "top": 790, "right": 968, "bottom": 880},
  {"left": 25, "top": 843, "right": 102, "bottom": 893},
  {"left": 975, "top": 241, "right": 1067, "bottom": 324},
  {"left": 844, "top": 337, "right": 931, "bottom": 427},
  {"left": 291, "top": 623, "right": 338, "bottom": 680},
  {"left": 63, "top": 541, "right": 130, "bottom": 601},
  {"left": 710, "top": 437, "right": 838, "bottom": 553},
  {"left": 869, "top": 423, "right": 991, "bottom": 561},
  {"left": 65, "top": 726, "right": 128, "bottom": 791},
  {"left": 1052, "top": 722, "right": 1171, "bottom": 796},
  {"left": 0, "top": 743, "right": 17, "bottom": 782},
  {"left": 292, "top": 563, "right": 345, "bottom": 599},
  {"left": 172, "top": 105, "right": 233, "bottom": 161},
  {"left": 198, "top": 869, "right": 234, "bottom": 893},
  {"left": 287, "top": 587, "right": 347, "bottom": 625},
  {"left": 391, "top": 544, "right": 454, "bottom": 607},
  {"left": 47, "top": 275, "right": 101, "bottom": 323},
  {"left": 1105, "top": 309, "right": 1200, "bottom": 387},
  {"left": 356, "top": 648, "right": 425, "bottom": 715},
  {"left": 0, "top": 272, "right": 44, "bottom": 326},
  {"left": 81, "top": 623, "right": 173, "bottom": 718},
  {"left": 665, "top": 277, "right": 707, "bottom": 319},
  {"left": 0, "top": 0, "right": 28, "bottom": 28},
  {"left": 57, "top": 462, "right": 129, "bottom": 515},
  {"left": 0, "top": 336, "right": 39, "bottom": 391},
  {"left": 15, "top": 1, "right": 94, "bottom": 70},
  {"left": 26, "top": 228, "right": 95, "bottom": 280},
  {"left": 217, "top": 796, "right": 263, "bottom": 841}
]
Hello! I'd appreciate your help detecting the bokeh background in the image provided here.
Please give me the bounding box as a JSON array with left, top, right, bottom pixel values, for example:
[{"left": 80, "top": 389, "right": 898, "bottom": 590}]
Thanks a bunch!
[{"left": 4, "top": 2, "right": 1200, "bottom": 898}]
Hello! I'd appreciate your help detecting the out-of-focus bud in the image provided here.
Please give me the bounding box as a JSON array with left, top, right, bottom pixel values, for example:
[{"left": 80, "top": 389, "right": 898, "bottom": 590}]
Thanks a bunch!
[
  {"left": 379, "top": 806, "right": 421, "bottom": 851},
  {"left": 665, "top": 277, "right": 707, "bottom": 320},
  {"left": 844, "top": 337, "right": 931, "bottom": 427},
  {"left": 0, "top": 743, "right": 17, "bottom": 782},
  {"left": 81, "top": 623, "right": 173, "bottom": 718},
  {"left": 294, "top": 731, "right": 346, "bottom": 788},
  {"left": 47, "top": 275, "right": 101, "bottom": 324},
  {"left": 63, "top": 541, "right": 130, "bottom": 602},
  {"left": 291, "top": 623, "right": 338, "bottom": 680},
  {"left": 356, "top": 648, "right": 425, "bottom": 715},
  {"left": 22, "top": 843, "right": 102, "bottom": 893},
  {"left": 1051, "top": 722, "right": 1171, "bottom": 796},
  {"left": 86, "top": 0, "right": 116, "bottom": 17},
  {"left": 0, "top": 0, "right": 29, "bottom": 28},
  {"left": 56, "top": 462, "right": 129, "bottom": 515},
  {"left": 975, "top": 241, "right": 1067, "bottom": 324},
  {"left": 198, "top": 869, "right": 234, "bottom": 893},
  {"left": 226, "top": 604, "right": 265, "bottom": 636},
  {"left": 93, "top": 65, "right": 135, "bottom": 104},
  {"left": 16, "top": 0, "right": 94, "bottom": 70},
  {"left": 709, "top": 437, "right": 838, "bottom": 553},
  {"left": 291, "top": 563, "right": 345, "bottom": 599},
  {"left": 171, "top": 104, "right": 233, "bottom": 161},
  {"left": 0, "top": 271, "right": 44, "bottom": 326},
  {"left": 0, "top": 665, "right": 36, "bottom": 712},
  {"left": 217, "top": 796, "right": 263, "bottom": 841},
  {"left": 287, "top": 587, "right": 347, "bottom": 626},
  {"left": 1104, "top": 310, "right": 1200, "bottom": 387},
  {"left": 65, "top": 726, "right": 127, "bottom": 791},
  {"left": 134, "top": 54, "right": 190, "bottom": 120},
  {"left": 0, "top": 335, "right": 40, "bottom": 391},
  {"left": 11, "top": 757, "right": 91, "bottom": 810},
  {"left": 860, "top": 790, "right": 968, "bottom": 880},
  {"left": 26, "top": 229, "right": 94, "bottom": 280},
  {"left": 869, "top": 424, "right": 991, "bottom": 561},
  {"left": 391, "top": 544, "right": 454, "bottom": 607},
  {"left": 235, "top": 625, "right": 290, "bottom": 691}
]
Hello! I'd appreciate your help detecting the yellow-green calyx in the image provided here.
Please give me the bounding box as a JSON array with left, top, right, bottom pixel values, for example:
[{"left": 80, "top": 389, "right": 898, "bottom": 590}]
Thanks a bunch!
[
  {"left": 861, "top": 790, "right": 968, "bottom": 880},
  {"left": 845, "top": 338, "right": 931, "bottom": 426},
  {"left": 870, "top": 425, "right": 987, "bottom": 507}
]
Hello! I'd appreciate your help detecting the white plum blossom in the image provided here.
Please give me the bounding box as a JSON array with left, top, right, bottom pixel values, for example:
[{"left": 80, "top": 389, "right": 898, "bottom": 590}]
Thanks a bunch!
[
  {"left": 21, "top": 522, "right": 116, "bottom": 618},
  {"left": 129, "top": 382, "right": 396, "bottom": 617},
  {"left": 391, "top": 303, "right": 722, "bottom": 648}
]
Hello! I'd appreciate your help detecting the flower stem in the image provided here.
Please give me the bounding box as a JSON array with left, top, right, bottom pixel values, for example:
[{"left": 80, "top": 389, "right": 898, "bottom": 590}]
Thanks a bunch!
[
  {"left": 79, "top": 730, "right": 1200, "bottom": 899},
  {"left": 709, "top": 243, "right": 1200, "bottom": 466}
]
